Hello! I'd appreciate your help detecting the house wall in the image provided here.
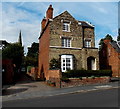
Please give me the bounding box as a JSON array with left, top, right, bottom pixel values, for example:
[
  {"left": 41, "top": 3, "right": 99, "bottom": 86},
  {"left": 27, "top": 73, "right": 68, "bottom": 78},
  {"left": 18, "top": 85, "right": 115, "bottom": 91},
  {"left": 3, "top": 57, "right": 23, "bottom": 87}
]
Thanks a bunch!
[
  {"left": 38, "top": 6, "right": 99, "bottom": 80},
  {"left": 49, "top": 47, "right": 82, "bottom": 70},
  {"left": 108, "top": 44, "right": 120, "bottom": 77},
  {"left": 83, "top": 28, "right": 95, "bottom": 47},
  {"left": 99, "top": 40, "right": 120, "bottom": 77},
  {"left": 81, "top": 48, "right": 99, "bottom": 70},
  {"left": 38, "top": 25, "right": 50, "bottom": 80},
  {"left": 49, "top": 11, "right": 83, "bottom": 48}
]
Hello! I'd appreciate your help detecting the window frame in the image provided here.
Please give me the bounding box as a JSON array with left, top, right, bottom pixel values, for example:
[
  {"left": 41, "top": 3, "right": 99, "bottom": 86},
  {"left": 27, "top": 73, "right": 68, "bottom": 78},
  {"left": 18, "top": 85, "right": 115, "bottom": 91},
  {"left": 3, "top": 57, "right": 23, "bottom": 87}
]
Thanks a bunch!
[
  {"left": 84, "top": 39, "right": 91, "bottom": 48},
  {"left": 62, "top": 37, "right": 71, "bottom": 48},
  {"left": 63, "top": 22, "right": 70, "bottom": 32},
  {"left": 61, "top": 55, "right": 73, "bottom": 72}
]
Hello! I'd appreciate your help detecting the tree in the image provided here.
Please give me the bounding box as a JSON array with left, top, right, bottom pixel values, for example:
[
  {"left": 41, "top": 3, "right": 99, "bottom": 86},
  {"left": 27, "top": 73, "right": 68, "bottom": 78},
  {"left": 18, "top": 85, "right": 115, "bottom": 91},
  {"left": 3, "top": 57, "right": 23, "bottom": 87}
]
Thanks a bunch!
[
  {"left": 25, "top": 42, "right": 39, "bottom": 67},
  {"left": 2, "top": 43, "right": 24, "bottom": 70},
  {"left": 27, "top": 42, "right": 39, "bottom": 57},
  {"left": 104, "top": 34, "right": 113, "bottom": 41},
  {"left": 117, "top": 28, "right": 120, "bottom": 41},
  {"left": 99, "top": 38, "right": 104, "bottom": 51}
]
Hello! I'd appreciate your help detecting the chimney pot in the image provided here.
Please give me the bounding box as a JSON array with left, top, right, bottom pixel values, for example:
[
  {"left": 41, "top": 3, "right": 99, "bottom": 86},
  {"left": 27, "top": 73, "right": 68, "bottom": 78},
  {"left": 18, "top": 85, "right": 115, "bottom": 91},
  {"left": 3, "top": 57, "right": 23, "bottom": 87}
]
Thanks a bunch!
[
  {"left": 41, "top": 18, "right": 46, "bottom": 31},
  {"left": 46, "top": 5, "right": 53, "bottom": 20}
]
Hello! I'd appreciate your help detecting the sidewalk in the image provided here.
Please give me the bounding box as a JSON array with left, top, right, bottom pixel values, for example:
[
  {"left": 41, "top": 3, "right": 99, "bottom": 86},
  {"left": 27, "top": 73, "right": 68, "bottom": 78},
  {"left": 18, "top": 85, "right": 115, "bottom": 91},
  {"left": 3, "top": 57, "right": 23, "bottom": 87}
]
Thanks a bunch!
[{"left": 2, "top": 81, "right": 119, "bottom": 102}]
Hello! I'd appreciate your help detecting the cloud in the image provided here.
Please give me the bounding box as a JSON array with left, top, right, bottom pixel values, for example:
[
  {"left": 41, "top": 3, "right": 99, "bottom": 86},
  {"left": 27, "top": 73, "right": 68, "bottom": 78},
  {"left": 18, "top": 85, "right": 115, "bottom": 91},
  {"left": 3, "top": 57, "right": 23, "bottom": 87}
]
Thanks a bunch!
[
  {"left": 2, "top": 2, "right": 42, "bottom": 53},
  {"left": 2, "top": 0, "right": 120, "bottom": 2},
  {"left": 2, "top": 2, "right": 118, "bottom": 54}
]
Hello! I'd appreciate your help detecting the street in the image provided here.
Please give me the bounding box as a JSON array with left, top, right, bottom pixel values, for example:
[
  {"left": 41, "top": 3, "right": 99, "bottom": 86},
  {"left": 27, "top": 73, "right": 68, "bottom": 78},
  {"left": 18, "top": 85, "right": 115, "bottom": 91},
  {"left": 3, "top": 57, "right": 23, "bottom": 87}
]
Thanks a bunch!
[{"left": 2, "top": 87, "right": 119, "bottom": 107}]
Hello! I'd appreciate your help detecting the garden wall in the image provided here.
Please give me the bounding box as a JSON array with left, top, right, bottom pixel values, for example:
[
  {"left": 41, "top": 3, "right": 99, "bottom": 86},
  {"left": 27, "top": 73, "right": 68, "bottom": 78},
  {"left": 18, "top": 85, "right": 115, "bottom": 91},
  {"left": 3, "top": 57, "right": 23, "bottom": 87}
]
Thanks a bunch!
[
  {"left": 61, "top": 77, "right": 110, "bottom": 88},
  {"left": 47, "top": 70, "right": 62, "bottom": 88}
]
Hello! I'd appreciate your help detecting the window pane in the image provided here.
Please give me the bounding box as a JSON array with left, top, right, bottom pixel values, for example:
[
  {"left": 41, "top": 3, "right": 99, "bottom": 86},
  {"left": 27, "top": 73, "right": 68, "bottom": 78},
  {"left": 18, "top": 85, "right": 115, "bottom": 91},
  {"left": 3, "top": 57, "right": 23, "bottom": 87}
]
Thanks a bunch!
[
  {"left": 63, "top": 64, "right": 65, "bottom": 66},
  {"left": 63, "top": 67, "right": 65, "bottom": 70},
  {"left": 61, "top": 38, "right": 71, "bottom": 47},
  {"left": 85, "top": 40, "right": 91, "bottom": 47},
  {"left": 66, "top": 58, "right": 70, "bottom": 62},
  {"left": 63, "top": 23, "right": 70, "bottom": 31}
]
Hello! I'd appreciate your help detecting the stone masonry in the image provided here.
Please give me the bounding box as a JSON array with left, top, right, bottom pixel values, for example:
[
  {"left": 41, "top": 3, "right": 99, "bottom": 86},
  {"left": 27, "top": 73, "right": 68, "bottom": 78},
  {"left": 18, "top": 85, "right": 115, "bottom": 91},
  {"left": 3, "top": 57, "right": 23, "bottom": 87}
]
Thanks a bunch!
[{"left": 38, "top": 5, "right": 99, "bottom": 80}]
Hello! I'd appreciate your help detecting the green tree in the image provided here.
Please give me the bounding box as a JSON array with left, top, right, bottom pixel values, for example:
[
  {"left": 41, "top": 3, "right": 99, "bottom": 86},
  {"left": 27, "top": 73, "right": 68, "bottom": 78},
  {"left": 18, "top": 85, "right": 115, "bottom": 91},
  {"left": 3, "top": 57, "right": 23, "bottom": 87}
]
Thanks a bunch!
[
  {"left": 104, "top": 34, "right": 113, "bottom": 41},
  {"left": 25, "top": 42, "right": 39, "bottom": 67},
  {"left": 117, "top": 28, "right": 120, "bottom": 41},
  {"left": 2, "top": 43, "right": 24, "bottom": 70}
]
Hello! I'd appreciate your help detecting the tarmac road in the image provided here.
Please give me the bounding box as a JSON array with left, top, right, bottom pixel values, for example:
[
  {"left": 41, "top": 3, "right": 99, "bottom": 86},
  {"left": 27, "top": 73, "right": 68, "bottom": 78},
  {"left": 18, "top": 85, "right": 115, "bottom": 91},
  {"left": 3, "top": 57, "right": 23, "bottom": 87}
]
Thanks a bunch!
[{"left": 2, "top": 87, "right": 119, "bottom": 107}]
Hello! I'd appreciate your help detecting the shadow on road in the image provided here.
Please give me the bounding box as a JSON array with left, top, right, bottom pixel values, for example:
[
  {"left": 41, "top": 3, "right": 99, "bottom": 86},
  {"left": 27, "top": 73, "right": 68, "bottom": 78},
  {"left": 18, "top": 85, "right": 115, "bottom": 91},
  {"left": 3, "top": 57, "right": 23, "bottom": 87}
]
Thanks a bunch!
[{"left": 2, "top": 88, "right": 28, "bottom": 96}]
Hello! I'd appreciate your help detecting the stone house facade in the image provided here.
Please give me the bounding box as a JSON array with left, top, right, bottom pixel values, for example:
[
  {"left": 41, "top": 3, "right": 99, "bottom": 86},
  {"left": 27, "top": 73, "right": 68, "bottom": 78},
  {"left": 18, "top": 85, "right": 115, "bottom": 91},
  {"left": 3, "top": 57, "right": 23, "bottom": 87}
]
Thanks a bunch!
[
  {"left": 38, "top": 5, "right": 99, "bottom": 80},
  {"left": 99, "top": 39, "right": 120, "bottom": 77}
]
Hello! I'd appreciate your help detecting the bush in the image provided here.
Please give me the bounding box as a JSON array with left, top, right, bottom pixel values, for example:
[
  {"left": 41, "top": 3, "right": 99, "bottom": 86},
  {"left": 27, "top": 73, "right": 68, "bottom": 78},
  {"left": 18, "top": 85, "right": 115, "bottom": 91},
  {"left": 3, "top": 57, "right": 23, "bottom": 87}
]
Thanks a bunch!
[
  {"left": 61, "top": 77, "right": 70, "bottom": 82},
  {"left": 62, "top": 70, "right": 112, "bottom": 78},
  {"left": 46, "top": 80, "right": 56, "bottom": 86},
  {"left": 79, "top": 77, "right": 83, "bottom": 80}
]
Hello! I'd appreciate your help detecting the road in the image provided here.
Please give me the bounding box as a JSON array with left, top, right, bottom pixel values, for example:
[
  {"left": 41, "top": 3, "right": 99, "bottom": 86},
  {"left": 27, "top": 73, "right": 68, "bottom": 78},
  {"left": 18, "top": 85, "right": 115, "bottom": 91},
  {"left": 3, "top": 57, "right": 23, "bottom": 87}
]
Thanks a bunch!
[{"left": 2, "top": 87, "right": 119, "bottom": 107}]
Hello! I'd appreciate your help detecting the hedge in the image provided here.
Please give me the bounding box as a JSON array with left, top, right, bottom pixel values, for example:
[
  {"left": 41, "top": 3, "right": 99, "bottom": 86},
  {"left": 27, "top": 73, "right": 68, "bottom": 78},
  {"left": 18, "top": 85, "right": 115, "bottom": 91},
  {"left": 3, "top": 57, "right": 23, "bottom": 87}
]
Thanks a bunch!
[{"left": 62, "top": 70, "right": 112, "bottom": 78}]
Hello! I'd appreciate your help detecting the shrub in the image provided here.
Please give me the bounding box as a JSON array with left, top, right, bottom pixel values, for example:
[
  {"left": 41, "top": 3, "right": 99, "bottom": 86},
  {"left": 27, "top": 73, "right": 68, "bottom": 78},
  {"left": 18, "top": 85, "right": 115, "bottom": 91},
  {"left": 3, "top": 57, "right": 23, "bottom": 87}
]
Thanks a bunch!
[
  {"left": 46, "top": 80, "right": 56, "bottom": 86},
  {"left": 79, "top": 77, "right": 82, "bottom": 80},
  {"left": 62, "top": 70, "right": 112, "bottom": 78},
  {"left": 91, "top": 75, "right": 95, "bottom": 79},
  {"left": 61, "top": 77, "right": 70, "bottom": 82},
  {"left": 49, "top": 58, "right": 60, "bottom": 69}
]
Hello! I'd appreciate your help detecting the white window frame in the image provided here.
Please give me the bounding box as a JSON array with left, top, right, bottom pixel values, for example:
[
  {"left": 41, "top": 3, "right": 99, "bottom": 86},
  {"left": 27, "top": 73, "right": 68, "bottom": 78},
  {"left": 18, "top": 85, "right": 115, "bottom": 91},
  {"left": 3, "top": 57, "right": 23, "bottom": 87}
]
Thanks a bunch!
[
  {"left": 62, "top": 38, "right": 71, "bottom": 47},
  {"left": 61, "top": 55, "right": 73, "bottom": 72},
  {"left": 85, "top": 39, "right": 91, "bottom": 47},
  {"left": 63, "top": 22, "right": 70, "bottom": 32}
]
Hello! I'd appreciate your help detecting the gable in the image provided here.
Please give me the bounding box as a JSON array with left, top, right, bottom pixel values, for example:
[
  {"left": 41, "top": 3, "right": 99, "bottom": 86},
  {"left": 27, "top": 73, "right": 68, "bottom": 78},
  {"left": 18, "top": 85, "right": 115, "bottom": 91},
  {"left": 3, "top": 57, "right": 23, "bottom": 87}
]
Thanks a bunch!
[
  {"left": 53, "top": 11, "right": 77, "bottom": 22},
  {"left": 50, "top": 10, "right": 82, "bottom": 35},
  {"left": 110, "top": 41, "right": 120, "bottom": 53}
]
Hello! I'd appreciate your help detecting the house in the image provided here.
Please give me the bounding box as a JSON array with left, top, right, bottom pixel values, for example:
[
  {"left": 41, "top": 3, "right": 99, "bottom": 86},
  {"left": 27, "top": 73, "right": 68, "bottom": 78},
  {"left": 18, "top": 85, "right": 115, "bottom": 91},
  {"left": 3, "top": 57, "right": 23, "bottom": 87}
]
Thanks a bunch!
[
  {"left": 38, "top": 5, "right": 99, "bottom": 80},
  {"left": 99, "top": 39, "right": 120, "bottom": 77}
]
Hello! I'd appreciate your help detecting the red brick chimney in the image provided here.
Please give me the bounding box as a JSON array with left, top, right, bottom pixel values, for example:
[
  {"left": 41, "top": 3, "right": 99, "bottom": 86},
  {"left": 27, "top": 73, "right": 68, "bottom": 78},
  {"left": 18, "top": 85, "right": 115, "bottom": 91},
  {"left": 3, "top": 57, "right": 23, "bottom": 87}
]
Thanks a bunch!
[
  {"left": 46, "top": 5, "right": 53, "bottom": 20},
  {"left": 41, "top": 17, "right": 46, "bottom": 31}
]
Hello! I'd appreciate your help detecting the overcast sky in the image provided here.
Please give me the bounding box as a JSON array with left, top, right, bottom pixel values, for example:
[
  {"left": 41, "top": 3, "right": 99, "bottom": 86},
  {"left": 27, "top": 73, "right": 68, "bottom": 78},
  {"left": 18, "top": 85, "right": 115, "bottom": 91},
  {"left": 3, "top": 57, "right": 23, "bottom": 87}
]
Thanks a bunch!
[{"left": 1, "top": 1, "right": 119, "bottom": 54}]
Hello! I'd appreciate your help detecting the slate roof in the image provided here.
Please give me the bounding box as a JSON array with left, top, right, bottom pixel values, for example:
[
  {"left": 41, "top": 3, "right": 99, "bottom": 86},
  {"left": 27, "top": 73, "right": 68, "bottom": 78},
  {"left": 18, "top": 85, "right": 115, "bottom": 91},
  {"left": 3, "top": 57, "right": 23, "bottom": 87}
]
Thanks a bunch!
[
  {"left": 110, "top": 41, "right": 120, "bottom": 53},
  {"left": 78, "top": 21, "right": 94, "bottom": 28}
]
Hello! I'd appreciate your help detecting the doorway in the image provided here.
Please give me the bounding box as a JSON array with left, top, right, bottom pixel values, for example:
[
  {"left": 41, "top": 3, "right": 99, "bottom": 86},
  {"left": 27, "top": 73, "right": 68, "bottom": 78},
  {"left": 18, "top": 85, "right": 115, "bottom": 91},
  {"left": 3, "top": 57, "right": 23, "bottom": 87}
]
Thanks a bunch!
[{"left": 87, "top": 57, "right": 96, "bottom": 70}]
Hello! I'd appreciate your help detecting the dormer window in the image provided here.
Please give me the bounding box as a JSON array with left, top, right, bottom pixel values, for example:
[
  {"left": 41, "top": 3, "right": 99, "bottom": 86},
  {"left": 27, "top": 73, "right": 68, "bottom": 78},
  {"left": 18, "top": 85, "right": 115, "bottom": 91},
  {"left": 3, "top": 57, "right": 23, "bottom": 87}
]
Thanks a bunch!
[
  {"left": 85, "top": 39, "right": 91, "bottom": 48},
  {"left": 63, "top": 22, "right": 70, "bottom": 32}
]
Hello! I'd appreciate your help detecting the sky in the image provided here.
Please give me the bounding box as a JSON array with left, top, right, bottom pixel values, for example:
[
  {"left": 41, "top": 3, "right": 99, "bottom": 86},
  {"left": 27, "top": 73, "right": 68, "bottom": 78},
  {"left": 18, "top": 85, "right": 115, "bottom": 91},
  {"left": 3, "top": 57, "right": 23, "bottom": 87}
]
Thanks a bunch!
[{"left": 1, "top": 1, "right": 119, "bottom": 54}]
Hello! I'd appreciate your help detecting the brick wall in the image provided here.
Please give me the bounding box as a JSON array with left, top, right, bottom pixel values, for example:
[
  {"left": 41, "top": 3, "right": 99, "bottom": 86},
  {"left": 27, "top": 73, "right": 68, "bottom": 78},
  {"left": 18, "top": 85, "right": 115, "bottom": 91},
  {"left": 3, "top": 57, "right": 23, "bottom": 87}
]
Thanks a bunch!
[
  {"left": 38, "top": 24, "right": 50, "bottom": 80},
  {"left": 99, "top": 40, "right": 120, "bottom": 77},
  {"left": 108, "top": 44, "right": 120, "bottom": 77},
  {"left": 61, "top": 77, "right": 110, "bottom": 88},
  {"left": 48, "top": 70, "right": 62, "bottom": 88}
]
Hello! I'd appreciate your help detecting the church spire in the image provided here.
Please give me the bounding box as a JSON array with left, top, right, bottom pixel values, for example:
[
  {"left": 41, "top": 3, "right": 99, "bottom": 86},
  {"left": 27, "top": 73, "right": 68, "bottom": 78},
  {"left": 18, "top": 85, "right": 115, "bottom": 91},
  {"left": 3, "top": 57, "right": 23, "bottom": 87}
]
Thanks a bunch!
[{"left": 18, "top": 30, "right": 22, "bottom": 46}]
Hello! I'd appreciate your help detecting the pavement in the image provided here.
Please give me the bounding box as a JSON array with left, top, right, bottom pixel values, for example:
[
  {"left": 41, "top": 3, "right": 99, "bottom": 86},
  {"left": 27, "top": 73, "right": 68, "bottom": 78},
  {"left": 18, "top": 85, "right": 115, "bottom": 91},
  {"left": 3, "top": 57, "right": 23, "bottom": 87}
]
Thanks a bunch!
[{"left": 2, "top": 79, "right": 119, "bottom": 102}]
